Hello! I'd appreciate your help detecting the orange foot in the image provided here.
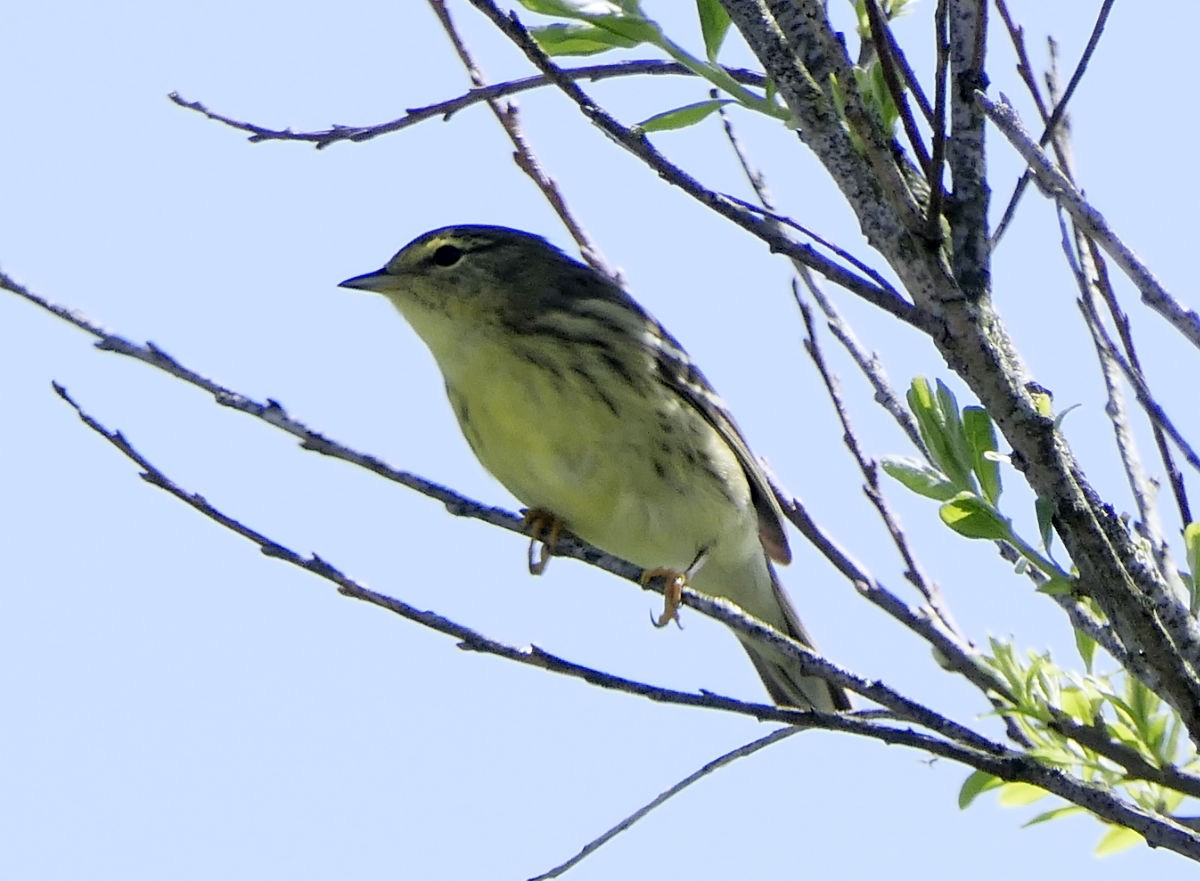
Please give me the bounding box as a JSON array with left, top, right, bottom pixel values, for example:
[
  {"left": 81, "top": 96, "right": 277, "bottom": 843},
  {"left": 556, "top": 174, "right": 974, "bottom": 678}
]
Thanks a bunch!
[
  {"left": 642, "top": 567, "right": 687, "bottom": 629},
  {"left": 521, "top": 508, "right": 567, "bottom": 575}
]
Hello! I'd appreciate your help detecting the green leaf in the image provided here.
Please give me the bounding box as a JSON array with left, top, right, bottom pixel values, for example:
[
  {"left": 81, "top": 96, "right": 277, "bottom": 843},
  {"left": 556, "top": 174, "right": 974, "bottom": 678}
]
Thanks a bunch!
[
  {"left": 518, "top": 0, "right": 660, "bottom": 50},
  {"left": 1127, "top": 674, "right": 1155, "bottom": 724},
  {"left": 958, "top": 769, "right": 1001, "bottom": 808},
  {"left": 880, "top": 455, "right": 958, "bottom": 500},
  {"left": 1073, "top": 625, "right": 1097, "bottom": 672},
  {"left": 636, "top": 99, "right": 733, "bottom": 132},
  {"left": 529, "top": 23, "right": 641, "bottom": 55},
  {"left": 1185, "top": 521, "right": 1200, "bottom": 612},
  {"left": 1023, "top": 805, "right": 1085, "bottom": 828},
  {"left": 1095, "top": 824, "right": 1142, "bottom": 857},
  {"left": 996, "top": 781, "right": 1050, "bottom": 807},
  {"left": 518, "top": 0, "right": 622, "bottom": 16},
  {"left": 1035, "top": 496, "right": 1055, "bottom": 553},
  {"left": 1035, "top": 576, "right": 1074, "bottom": 597},
  {"left": 589, "top": 14, "right": 661, "bottom": 45},
  {"left": 906, "top": 378, "right": 975, "bottom": 491},
  {"left": 935, "top": 380, "right": 975, "bottom": 481},
  {"left": 854, "top": 61, "right": 898, "bottom": 134},
  {"left": 1058, "top": 685, "right": 1098, "bottom": 722},
  {"left": 939, "top": 492, "right": 1011, "bottom": 540},
  {"left": 695, "top": 0, "right": 731, "bottom": 61},
  {"left": 962, "top": 406, "right": 1002, "bottom": 505}
]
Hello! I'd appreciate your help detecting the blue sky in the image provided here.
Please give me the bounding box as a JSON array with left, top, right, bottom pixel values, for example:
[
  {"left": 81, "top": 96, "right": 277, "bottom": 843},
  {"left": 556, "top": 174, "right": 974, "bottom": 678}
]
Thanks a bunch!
[{"left": 4, "top": 2, "right": 1198, "bottom": 878}]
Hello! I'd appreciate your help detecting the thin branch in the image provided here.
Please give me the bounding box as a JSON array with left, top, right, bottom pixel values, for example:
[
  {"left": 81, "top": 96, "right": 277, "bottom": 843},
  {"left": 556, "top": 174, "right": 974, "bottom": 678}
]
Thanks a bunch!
[
  {"left": 796, "top": 291, "right": 940, "bottom": 614},
  {"left": 44, "top": 380, "right": 813, "bottom": 719},
  {"left": 529, "top": 727, "right": 800, "bottom": 880},
  {"left": 47, "top": 381, "right": 1200, "bottom": 858},
  {"left": 424, "top": 0, "right": 613, "bottom": 278},
  {"left": 944, "top": 0, "right": 989, "bottom": 300},
  {"left": 456, "top": 0, "right": 924, "bottom": 329},
  {"left": 1050, "top": 713, "right": 1200, "bottom": 800},
  {"left": 175, "top": 4, "right": 921, "bottom": 327},
  {"left": 924, "top": 0, "right": 949, "bottom": 241},
  {"left": 863, "top": 0, "right": 932, "bottom": 174},
  {"left": 714, "top": 104, "right": 1017, "bottom": 728},
  {"left": 1037, "top": 21, "right": 1189, "bottom": 529},
  {"left": 991, "top": 0, "right": 1118, "bottom": 246},
  {"left": 715, "top": 89, "right": 776, "bottom": 211},
  {"left": 998, "top": 12, "right": 1191, "bottom": 549},
  {"left": 1077, "top": 297, "right": 1200, "bottom": 477},
  {"left": 879, "top": 13, "right": 934, "bottom": 121},
  {"left": 713, "top": 100, "right": 923, "bottom": 452},
  {"left": 9, "top": 272, "right": 934, "bottom": 722},
  {"left": 44, "top": 377, "right": 976, "bottom": 746},
  {"left": 168, "top": 61, "right": 768, "bottom": 148},
  {"left": 980, "top": 91, "right": 1200, "bottom": 353},
  {"left": 1039, "top": 53, "right": 1182, "bottom": 581},
  {"left": 1088, "top": 242, "right": 1193, "bottom": 525},
  {"left": 1069, "top": 217, "right": 1174, "bottom": 569},
  {"left": 719, "top": 193, "right": 909, "bottom": 305},
  {"left": 0, "top": 269, "right": 647, "bottom": 574},
  {"left": 801, "top": 272, "right": 925, "bottom": 453},
  {"left": 791, "top": 287, "right": 1034, "bottom": 741}
]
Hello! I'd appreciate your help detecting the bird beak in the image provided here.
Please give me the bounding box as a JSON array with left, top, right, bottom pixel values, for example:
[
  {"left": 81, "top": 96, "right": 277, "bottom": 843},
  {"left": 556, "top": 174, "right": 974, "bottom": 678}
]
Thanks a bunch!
[{"left": 338, "top": 268, "right": 391, "bottom": 292}]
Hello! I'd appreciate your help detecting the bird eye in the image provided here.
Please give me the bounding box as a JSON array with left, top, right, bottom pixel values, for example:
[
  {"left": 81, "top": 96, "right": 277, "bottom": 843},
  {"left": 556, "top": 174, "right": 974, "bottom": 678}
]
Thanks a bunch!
[{"left": 431, "top": 244, "right": 463, "bottom": 267}]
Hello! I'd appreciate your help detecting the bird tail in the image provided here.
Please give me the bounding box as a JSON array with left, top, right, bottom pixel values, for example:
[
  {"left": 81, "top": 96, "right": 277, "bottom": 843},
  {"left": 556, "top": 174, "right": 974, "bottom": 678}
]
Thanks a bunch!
[{"left": 739, "top": 563, "right": 851, "bottom": 712}]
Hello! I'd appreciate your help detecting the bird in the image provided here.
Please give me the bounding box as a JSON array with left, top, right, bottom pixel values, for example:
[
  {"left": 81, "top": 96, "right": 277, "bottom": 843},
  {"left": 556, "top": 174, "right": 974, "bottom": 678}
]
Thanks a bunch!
[{"left": 340, "top": 225, "right": 848, "bottom": 711}]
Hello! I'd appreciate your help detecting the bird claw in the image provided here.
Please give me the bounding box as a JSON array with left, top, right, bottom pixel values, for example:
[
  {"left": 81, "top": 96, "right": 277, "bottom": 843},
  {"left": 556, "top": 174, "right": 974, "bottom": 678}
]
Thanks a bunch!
[
  {"left": 642, "top": 567, "right": 686, "bottom": 629},
  {"left": 522, "top": 508, "right": 565, "bottom": 575}
]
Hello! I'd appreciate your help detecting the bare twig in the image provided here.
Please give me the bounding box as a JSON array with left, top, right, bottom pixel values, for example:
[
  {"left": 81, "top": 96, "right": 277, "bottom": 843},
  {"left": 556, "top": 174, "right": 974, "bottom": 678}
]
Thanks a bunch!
[
  {"left": 1039, "top": 55, "right": 1181, "bottom": 582},
  {"left": 801, "top": 274, "right": 925, "bottom": 453},
  {"left": 924, "top": 0, "right": 949, "bottom": 241},
  {"left": 424, "top": 0, "right": 613, "bottom": 278},
  {"left": 790, "top": 287, "right": 1028, "bottom": 729},
  {"left": 529, "top": 727, "right": 800, "bottom": 880},
  {"left": 45, "top": 381, "right": 1200, "bottom": 858},
  {"left": 1088, "top": 242, "right": 1193, "bottom": 525},
  {"left": 1039, "top": 24, "right": 1188, "bottom": 529},
  {"left": 796, "top": 291, "right": 938, "bottom": 611},
  {"left": 1078, "top": 298, "right": 1200, "bottom": 477},
  {"left": 718, "top": 193, "right": 907, "bottom": 304},
  {"left": 863, "top": 0, "right": 931, "bottom": 175},
  {"left": 991, "top": 0, "right": 1117, "bottom": 246},
  {"left": 715, "top": 99, "right": 925, "bottom": 456},
  {"left": 456, "top": 0, "right": 923, "bottom": 329},
  {"left": 715, "top": 90, "right": 775, "bottom": 211},
  {"left": 714, "top": 103, "right": 1011, "bottom": 722},
  {"left": 980, "top": 92, "right": 1200, "bottom": 352},
  {"left": 168, "top": 62, "right": 768, "bottom": 148},
  {"left": 878, "top": 11, "right": 933, "bottom": 121}
]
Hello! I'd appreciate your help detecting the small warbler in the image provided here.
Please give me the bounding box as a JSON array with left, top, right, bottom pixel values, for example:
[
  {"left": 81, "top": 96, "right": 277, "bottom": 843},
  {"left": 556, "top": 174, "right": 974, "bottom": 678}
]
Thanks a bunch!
[{"left": 341, "top": 225, "right": 848, "bottom": 711}]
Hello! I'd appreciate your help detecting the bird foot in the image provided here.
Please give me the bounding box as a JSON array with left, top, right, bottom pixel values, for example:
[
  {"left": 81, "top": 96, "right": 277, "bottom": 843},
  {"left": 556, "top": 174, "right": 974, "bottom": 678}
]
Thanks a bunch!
[
  {"left": 521, "top": 508, "right": 566, "bottom": 575},
  {"left": 642, "top": 567, "right": 687, "bottom": 629}
]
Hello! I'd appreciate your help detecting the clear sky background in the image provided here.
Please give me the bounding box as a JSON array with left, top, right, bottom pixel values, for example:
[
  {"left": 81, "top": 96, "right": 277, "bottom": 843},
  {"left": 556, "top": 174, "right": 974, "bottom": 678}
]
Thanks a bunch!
[{"left": 4, "top": 2, "right": 1198, "bottom": 879}]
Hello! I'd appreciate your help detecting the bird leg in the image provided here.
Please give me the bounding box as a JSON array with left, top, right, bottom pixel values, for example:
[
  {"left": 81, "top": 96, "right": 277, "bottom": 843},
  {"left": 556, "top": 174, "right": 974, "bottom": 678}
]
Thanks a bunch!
[
  {"left": 644, "top": 568, "right": 688, "bottom": 628},
  {"left": 521, "top": 508, "right": 566, "bottom": 575},
  {"left": 645, "top": 548, "right": 709, "bottom": 629}
]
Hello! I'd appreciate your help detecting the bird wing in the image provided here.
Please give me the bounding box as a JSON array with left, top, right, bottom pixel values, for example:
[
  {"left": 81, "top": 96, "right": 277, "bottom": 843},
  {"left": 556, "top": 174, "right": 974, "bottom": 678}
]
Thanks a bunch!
[{"left": 648, "top": 320, "right": 793, "bottom": 565}]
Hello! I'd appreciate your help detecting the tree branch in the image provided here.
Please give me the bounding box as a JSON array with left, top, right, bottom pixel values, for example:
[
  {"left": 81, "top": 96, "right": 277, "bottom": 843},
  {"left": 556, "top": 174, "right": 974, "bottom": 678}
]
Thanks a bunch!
[
  {"left": 980, "top": 91, "right": 1200, "bottom": 353},
  {"left": 44, "top": 380, "right": 1200, "bottom": 860},
  {"left": 168, "top": 62, "right": 768, "bottom": 148}
]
